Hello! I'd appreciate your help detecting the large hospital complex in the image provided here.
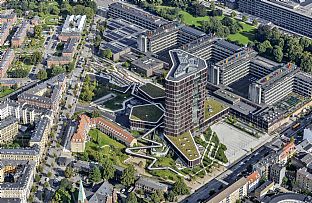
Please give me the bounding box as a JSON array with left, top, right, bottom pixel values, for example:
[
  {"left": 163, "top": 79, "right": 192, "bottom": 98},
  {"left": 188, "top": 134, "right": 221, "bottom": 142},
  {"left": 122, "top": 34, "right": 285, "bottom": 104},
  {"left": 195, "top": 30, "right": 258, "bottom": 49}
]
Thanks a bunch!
[{"left": 104, "top": 2, "right": 312, "bottom": 167}]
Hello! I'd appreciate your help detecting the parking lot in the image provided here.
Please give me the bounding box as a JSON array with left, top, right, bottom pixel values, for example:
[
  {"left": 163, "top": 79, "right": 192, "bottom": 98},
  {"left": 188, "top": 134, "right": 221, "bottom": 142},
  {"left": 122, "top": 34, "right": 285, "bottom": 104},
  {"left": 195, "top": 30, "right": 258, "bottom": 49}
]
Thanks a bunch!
[{"left": 211, "top": 122, "right": 270, "bottom": 164}]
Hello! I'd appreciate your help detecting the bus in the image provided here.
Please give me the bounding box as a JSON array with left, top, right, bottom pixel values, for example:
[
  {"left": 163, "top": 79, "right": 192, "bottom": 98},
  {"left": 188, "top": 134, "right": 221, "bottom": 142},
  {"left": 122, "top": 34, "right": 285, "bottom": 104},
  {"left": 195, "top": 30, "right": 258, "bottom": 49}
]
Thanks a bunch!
[{"left": 292, "top": 123, "right": 301, "bottom": 130}]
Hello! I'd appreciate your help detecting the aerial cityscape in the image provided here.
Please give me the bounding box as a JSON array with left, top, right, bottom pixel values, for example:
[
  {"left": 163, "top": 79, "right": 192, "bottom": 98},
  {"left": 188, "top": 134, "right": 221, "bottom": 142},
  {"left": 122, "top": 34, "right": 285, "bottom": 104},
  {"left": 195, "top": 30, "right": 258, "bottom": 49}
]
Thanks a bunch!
[{"left": 0, "top": 0, "right": 312, "bottom": 202}]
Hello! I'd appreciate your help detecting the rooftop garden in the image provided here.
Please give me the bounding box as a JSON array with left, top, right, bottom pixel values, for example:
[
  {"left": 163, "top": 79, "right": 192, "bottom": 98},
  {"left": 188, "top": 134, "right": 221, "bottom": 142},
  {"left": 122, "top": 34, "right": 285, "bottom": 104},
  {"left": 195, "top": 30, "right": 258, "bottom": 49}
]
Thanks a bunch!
[
  {"left": 130, "top": 104, "right": 164, "bottom": 123},
  {"left": 166, "top": 131, "right": 200, "bottom": 161},
  {"left": 139, "top": 83, "right": 165, "bottom": 99},
  {"left": 204, "top": 99, "right": 226, "bottom": 120}
]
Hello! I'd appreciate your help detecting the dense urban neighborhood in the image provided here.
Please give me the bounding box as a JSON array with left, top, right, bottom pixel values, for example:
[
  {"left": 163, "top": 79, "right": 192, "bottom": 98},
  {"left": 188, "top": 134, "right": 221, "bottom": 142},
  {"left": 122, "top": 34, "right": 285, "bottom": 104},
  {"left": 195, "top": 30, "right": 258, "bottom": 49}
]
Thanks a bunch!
[{"left": 0, "top": 0, "right": 312, "bottom": 203}]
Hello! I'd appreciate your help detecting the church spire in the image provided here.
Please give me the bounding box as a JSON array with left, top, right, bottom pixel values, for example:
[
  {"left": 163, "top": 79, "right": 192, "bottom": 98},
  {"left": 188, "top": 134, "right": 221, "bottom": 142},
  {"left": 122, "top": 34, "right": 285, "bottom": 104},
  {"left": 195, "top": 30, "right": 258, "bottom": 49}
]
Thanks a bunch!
[{"left": 78, "top": 180, "right": 88, "bottom": 203}]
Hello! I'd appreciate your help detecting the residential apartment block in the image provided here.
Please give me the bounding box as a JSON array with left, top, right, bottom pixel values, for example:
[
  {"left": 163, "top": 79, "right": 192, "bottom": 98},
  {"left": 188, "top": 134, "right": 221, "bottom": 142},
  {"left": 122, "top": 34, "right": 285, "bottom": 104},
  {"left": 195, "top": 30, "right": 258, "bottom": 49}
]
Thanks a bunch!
[
  {"left": 0, "top": 49, "right": 14, "bottom": 78},
  {"left": 0, "top": 116, "right": 18, "bottom": 145},
  {"left": 11, "top": 21, "right": 29, "bottom": 48},
  {"left": 0, "top": 22, "right": 12, "bottom": 46},
  {"left": 0, "top": 13, "right": 17, "bottom": 24},
  {"left": 238, "top": 0, "right": 312, "bottom": 38},
  {"left": 59, "top": 15, "right": 86, "bottom": 41},
  {"left": 296, "top": 167, "right": 312, "bottom": 191},
  {"left": 207, "top": 177, "right": 248, "bottom": 203}
]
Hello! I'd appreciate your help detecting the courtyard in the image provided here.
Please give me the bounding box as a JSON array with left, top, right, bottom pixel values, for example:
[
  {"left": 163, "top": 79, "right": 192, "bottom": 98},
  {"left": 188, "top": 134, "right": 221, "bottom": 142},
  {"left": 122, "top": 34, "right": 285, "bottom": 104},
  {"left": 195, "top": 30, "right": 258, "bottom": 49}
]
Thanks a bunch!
[{"left": 211, "top": 122, "right": 270, "bottom": 164}]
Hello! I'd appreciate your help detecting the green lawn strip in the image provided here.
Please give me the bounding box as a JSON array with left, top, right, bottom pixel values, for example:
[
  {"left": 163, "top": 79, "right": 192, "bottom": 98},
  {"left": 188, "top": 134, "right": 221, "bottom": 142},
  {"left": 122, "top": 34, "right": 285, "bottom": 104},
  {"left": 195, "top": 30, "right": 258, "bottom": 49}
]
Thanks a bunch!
[
  {"left": 150, "top": 169, "right": 179, "bottom": 182},
  {"left": 139, "top": 83, "right": 165, "bottom": 98},
  {"left": 0, "top": 88, "right": 15, "bottom": 98},
  {"left": 130, "top": 104, "right": 163, "bottom": 122},
  {"left": 204, "top": 99, "right": 226, "bottom": 120},
  {"left": 155, "top": 157, "right": 176, "bottom": 168}
]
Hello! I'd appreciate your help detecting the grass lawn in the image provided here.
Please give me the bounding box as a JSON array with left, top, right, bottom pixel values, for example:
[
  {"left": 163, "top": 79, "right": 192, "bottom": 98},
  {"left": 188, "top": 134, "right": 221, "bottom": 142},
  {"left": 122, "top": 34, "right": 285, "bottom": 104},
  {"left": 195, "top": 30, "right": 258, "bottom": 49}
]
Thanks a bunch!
[
  {"left": 227, "top": 22, "right": 256, "bottom": 45},
  {"left": 139, "top": 83, "right": 165, "bottom": 99},
  {"left": 86, "top": 129, "right": 128, "bottom": 167},
  {"left": 41, "top": 14, "right": 59, "bottom": 25},
  {"left": 89, "top": 129, "right": 125, "bottom": 149},
  {"left": 156, "top": 157, "right": 176, "bottom": 168},
  {"left": 0, "top": 88, "right": 15, "bottom": 98},
  {"left": 150, "top": 169, "right": 179, "bottom": 182},
  {"left": 93, "top": 83, "right": 132, "bottom": 111},
  {"left": 166, "top": 131, "right": 200, "bottom": 161},
  {"left": 130, "top": 104, "right": 163, "bottom": 122},
  {"left": 204, "top": 99, "right": 226, "bottom": 120}
]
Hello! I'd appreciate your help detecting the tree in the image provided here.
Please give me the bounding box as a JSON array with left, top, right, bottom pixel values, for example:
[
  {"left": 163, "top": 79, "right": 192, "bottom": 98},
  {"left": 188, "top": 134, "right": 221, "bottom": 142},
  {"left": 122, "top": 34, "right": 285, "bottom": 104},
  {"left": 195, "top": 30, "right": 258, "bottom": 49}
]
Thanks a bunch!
[
  {"left": 65, "top": 166, "right": 74, "bottom": 178},
  {"left": 47, "top": 172, "right": 52, "bottom": 178},
  {"left": 51, "top": 66, "right": 66, "bottom": 76},
  {"left": 252, "top": 19, "right": 258, "bottom": 26},
  {"left": 37, "top": 69, "right": 47, "bottom": 80},
  {"left": 172, "top": 178, "right": 190, "bottom": 195},
  {"left": 167, "top": 191, "right": 175, "bottom": 202},
  {"left": 230, "top": 11, "right": 237, "bottom": 18},
  {"left": 127, "top": 193, "right": 138, "bottom": 203},
  {"left": 44, "top": 182, "right": 50, "bottom": 188},
  {"left": 300, "top": 52, "right": 312, "bottom": 73},
  {"left": 90, "top": 166, "right": 101, "bottom": 183},
  {"left": 257, "top": 40, "right": 272, "bottom": 54},
  {"left": 150, "top": 192, "right": 161, "bottom": 203},
  {"left": 242, "top": 15, "right": 248, "bottom": 22},
  {"left": 34, "top": 25, "right": 42, "bottom": 39},
  {"left": 34, "top": 174, "right": 40, "bottom": 182},
  {"left": 121, "top": 165, "right": 136, "bottom": 187},
  {"left": 101, "top": 158, "right": 116, "bottom": 181},
  {"left": 290, "top": 136, "right": 295, "bottom": 143},
  {"left": 101, "top": 49, "right": 113, "bottom": 59},
  {"left": 273, "top": 46, "right": 283, "bottom": 62},
  {"left": 67, "top": 62, "right": 75, "bottom": 73}
]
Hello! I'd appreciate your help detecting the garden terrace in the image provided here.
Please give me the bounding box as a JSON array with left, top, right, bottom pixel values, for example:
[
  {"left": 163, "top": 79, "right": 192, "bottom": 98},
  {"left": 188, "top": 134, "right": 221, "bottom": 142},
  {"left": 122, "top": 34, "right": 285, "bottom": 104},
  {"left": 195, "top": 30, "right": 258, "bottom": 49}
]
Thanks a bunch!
[
  {"left": 139, "top": 83, "right": 165, "bottom": 99},
  {"left": 166, "top": 131, "right": 200, "bottom": 161},
  {"left": 204, "top": 98, "right": 227, "bottom": 120},
  {"left": 130, "top": 104, "right": 164, "bottom": 123}
]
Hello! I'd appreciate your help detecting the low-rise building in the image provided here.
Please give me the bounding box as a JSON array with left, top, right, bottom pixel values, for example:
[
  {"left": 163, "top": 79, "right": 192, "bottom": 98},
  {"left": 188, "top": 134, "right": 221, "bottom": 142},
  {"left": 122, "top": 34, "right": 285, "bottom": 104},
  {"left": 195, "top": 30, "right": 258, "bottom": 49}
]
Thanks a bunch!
[
  {"left": 59, "top": 15, "right": 86, "bottom": 41},
  {"left": 254, "top": 180, "right": 274, "bottom": 199},
  {"left": 71, "top": 115, "right": 137, "bottom": 153},
  {"left": 0, "top": 22, "right": 12, "bottom": 46},
  {"left": 269, "top": 163, "right": 286, "bottom": 186},
  {"left": 0, "top": 49, "right": 15, "bottom": 78},
  {"left": 207, "top": 177, "right": 248, "bottom": 203},
  {"left": 135, "top": 177, "right": 168, "bottom": 193},
  {"left": 0, "top": 116, "right": 18, "bottom": 145},
  {"left": 247, "top": 171, "right": 261, "bottom": 192},
  {"left": 71, "top": 115, "right": 91, "bottom": 153},
  {"left": 130, "top": 56, "right": 164, "bottom": 77},
  {"left": 11, "top": 21, "right": 29, "bottom": 48},
  {"left": 17, "top": 74, "right": 66, "bottom": 112},
  {"left": 0, "top": 160, "right": 35, "bottom": 203},
  {"left": 62, "top": 38, "right": 78, "bottom": 58},
  {"left": 47, "top": 55, "right": 72, "bottom": 67},
  {"left": 296, "top": 167, "right": 312, "bottom": 191},
  {"left": 0, "top": 13, "right": 17, "bottom": 24}
]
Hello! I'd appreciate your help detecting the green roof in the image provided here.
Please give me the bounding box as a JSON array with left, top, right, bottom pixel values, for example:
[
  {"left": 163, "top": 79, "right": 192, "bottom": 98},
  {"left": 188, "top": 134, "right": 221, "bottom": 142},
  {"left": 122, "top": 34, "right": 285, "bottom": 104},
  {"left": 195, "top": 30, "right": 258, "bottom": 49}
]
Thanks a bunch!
[
  {"left": 130, "top": 104, "right": 164, "bottom": 123},
  {"left": 139, "top": 83, "right": 165, "bottom": 99},
  {"left": 166, "top": 132, "right": 200, "bottom": 161},
  {"left": 204, "top": 99, "right": 226, "bottom": 120}
]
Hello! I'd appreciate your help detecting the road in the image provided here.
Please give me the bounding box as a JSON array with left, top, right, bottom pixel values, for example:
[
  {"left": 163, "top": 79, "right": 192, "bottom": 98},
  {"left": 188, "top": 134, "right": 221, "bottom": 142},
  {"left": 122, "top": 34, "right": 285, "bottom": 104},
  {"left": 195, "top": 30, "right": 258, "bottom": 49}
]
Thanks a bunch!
[{"left": 181, "top": 143, "right": 273, "bottom": 203}]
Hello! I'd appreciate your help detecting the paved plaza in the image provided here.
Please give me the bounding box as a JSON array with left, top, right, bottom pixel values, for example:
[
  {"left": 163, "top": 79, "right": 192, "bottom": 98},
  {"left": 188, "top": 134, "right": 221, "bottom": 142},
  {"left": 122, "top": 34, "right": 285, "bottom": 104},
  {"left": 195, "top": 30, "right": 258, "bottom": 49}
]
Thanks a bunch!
[{"left": 211, "top": 122, "right": 270, "bottom": 164}]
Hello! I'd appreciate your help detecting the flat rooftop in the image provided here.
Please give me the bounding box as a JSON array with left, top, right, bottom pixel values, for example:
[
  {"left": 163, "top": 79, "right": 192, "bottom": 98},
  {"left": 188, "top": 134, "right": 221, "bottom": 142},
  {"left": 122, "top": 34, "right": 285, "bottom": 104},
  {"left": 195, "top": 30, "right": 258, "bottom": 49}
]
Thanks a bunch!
[
  {"left": 255, "top": 63, "right": 299, "bottom": 90},
  {"left": 167, "top": 49, "right": 206, "bottom": 81},
  {"left": 131, "top": 56, "right": 164, "bottom": 70},
  {"left": 204, "top": 98, "right": 227, "bottom": 120},
  {"left": 261, "top": 0, "right": 312, "bottom": 18},
  {"left": 130, "top": 104, "right": 164, "bottom": 123},
  {"left": 138, "top": 83, "right": 165, "bottom": 99}
]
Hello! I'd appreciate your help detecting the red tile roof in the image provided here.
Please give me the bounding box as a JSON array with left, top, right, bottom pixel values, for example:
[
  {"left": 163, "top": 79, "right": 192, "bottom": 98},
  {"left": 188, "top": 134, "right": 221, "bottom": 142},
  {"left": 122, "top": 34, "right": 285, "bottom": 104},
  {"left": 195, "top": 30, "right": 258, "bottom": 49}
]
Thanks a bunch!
[
  {"left": 247, "top": 171, "right": 260, "bottom": 184},
  {"left": 91, "top": 117, "right": 135, "bottom": 144},
  {"left": 71, "top": 115, "right": 91, "bottom": 143}
]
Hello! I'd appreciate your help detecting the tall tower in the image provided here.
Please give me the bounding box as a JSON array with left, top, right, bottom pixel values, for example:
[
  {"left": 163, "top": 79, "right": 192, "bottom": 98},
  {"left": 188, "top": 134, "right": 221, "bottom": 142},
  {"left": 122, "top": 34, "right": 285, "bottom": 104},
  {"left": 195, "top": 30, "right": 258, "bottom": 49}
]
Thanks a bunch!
[
  {"left": 78, "top": 180, "right": 88, "bottom": 203},
  {"left": 164, "top": 49, "right": 207, "bottom": 137}
]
